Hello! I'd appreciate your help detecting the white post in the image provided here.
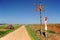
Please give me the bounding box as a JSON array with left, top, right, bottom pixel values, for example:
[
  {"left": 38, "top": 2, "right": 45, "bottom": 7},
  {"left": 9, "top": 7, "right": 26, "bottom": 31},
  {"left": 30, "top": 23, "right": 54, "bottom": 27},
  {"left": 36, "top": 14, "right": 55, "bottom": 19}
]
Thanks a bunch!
[{"left": 44, "top": 16, "right": 48, "bottom": 38}]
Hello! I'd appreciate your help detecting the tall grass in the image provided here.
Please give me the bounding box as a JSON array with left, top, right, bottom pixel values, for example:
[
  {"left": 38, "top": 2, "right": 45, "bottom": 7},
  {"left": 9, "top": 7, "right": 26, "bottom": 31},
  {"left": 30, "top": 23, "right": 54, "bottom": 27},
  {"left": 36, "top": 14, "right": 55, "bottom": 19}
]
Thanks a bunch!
[
  {"left": 0, "top": 30, "right": 13, "bottom": 38},
  {"left": 26, "top": 25, "right": 40, "bottom": 40}
]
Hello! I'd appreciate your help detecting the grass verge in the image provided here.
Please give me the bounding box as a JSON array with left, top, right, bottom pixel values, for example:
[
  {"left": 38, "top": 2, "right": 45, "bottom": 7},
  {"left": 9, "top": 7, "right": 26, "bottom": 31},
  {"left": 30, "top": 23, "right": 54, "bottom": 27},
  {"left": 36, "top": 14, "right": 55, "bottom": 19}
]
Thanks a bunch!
[
  {"left": 0, "top": 24, "right": 22, "bottom": 38},
  {"left": 47, "top": 30, "right": 56, "bottom": 34},
  {"left": 25, "top": 25, "right": 40, "bottom": 40}
]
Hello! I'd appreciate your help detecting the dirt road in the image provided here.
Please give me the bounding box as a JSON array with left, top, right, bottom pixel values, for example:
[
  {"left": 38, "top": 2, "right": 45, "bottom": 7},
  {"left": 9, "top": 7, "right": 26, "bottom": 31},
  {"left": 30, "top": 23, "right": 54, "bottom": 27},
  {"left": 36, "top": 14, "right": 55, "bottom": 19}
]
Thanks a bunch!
[{"left": 0, "top": 25, "right": 32, "bottom": 40}]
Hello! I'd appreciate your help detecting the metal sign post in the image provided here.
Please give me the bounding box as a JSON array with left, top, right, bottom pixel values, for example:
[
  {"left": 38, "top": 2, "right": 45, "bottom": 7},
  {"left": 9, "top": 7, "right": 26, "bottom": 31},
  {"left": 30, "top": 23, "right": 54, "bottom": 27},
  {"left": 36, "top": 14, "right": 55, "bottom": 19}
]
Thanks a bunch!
[
  {"left": 44, "top": 16, "right": 48, "bottom": 40},
  {"left": 35, "top": 0, "right": 47, "bottom": 40},
  {"left": 35, "top": 0, "right": 44, "bottom": 35}
]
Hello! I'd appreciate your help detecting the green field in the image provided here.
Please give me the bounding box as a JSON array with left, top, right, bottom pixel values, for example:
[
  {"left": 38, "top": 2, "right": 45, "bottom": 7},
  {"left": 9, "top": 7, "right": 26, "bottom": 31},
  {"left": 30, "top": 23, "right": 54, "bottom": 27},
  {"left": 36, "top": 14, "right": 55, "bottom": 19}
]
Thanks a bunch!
[{"left": 0, "top": 24, "right": 22, "bottom": 38}]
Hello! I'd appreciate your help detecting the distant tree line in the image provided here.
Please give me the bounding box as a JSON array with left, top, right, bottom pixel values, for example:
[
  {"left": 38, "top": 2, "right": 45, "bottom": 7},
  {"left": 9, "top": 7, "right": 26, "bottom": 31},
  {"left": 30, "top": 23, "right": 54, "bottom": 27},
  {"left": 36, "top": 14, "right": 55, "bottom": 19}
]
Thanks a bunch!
[{"left": 0, "top": 23, "right": 6, "bottom": 25}]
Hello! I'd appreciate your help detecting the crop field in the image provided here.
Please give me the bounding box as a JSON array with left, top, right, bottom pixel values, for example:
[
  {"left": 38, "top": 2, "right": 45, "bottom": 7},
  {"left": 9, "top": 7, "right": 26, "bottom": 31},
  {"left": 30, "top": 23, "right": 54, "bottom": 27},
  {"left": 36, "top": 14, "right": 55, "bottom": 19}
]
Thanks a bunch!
[
  {"left": 26, "top": 24, "right": 60, "bottom": 40},
  {"left": 0, "top": 24, "right": 22, "bottom": 38}
]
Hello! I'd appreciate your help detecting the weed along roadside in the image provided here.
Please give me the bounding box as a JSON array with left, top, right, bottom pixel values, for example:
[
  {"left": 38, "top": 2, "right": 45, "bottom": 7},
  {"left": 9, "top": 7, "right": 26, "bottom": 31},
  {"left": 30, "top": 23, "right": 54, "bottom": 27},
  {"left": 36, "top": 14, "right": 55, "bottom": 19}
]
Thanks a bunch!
[
  {"left": 0, "top": 24, "right": 22, "bottom": 38},
  {"left": 25, "top": 25, "right": 40, "bottom": 40}
]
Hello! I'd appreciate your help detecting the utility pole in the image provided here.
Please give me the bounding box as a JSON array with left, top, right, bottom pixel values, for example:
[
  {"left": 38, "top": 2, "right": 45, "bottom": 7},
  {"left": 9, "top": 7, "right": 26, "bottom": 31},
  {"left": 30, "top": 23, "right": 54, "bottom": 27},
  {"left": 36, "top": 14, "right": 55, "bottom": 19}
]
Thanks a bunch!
[
  {"left": 39, "top": 0, "right": 43, "bottom": 36},
  {"left": 35, "top": 0, "right": 43, "bottom": 35}
]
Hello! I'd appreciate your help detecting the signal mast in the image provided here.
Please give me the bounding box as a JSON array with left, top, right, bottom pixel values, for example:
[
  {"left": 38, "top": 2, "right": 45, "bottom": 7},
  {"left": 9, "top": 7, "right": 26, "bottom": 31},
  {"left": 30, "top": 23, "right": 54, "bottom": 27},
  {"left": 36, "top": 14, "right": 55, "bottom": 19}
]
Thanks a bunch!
[{"left": 35, "top": 0, "right": 46, "bottom": 35}]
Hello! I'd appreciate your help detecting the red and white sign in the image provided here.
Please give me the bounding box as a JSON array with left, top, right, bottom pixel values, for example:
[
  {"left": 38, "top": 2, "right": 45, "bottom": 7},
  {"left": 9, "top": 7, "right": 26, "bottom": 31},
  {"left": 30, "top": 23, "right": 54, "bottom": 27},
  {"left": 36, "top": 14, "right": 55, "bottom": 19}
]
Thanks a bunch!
[{"left": 45, "top": 16, "right": 48, "bottom": 21}]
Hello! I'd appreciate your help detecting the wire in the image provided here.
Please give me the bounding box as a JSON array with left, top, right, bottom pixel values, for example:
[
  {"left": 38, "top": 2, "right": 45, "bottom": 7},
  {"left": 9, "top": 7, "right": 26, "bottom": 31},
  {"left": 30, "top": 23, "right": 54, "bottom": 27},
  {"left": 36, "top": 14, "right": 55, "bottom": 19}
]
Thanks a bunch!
[{"left": 44, "top": 0, "right": 47, "bottom": 17}]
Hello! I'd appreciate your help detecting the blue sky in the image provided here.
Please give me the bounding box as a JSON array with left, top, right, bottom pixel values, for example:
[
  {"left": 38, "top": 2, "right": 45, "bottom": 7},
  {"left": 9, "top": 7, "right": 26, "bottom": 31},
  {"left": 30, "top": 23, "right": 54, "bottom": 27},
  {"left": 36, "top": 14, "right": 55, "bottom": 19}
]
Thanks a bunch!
[{"left": 0, "top": 0, "right": 60, "bottom": 24}]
